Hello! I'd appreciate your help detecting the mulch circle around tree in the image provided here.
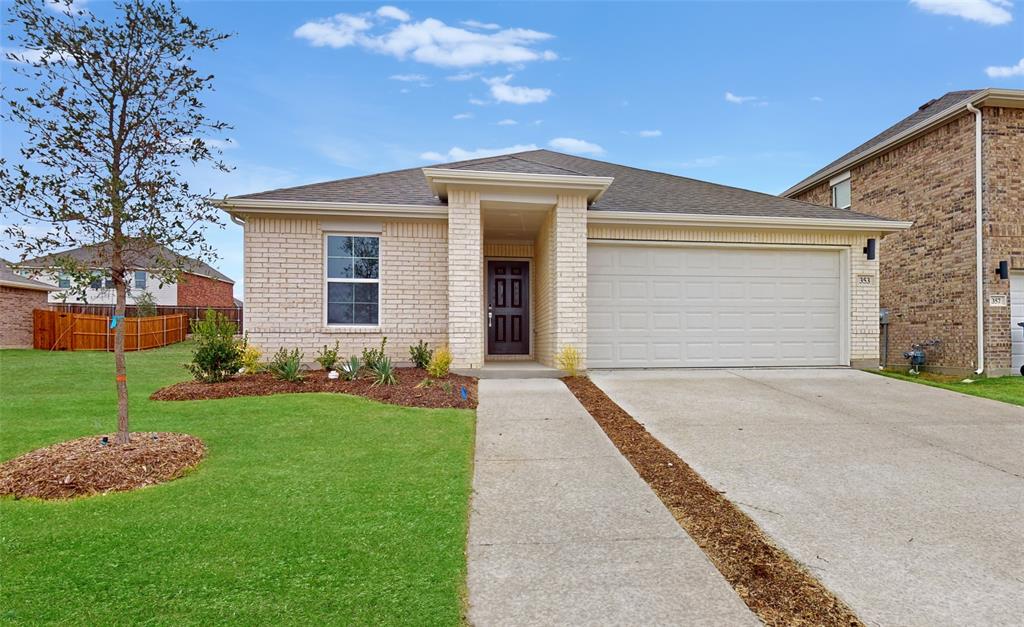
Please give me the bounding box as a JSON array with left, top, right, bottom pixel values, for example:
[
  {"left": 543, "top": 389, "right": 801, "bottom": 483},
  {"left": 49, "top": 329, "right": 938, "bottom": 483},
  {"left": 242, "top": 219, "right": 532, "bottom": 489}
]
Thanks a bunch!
[
  {"left": 151, "top": 368, "right": 478, "bottom": 409},
  {"left": 0, "top": 433, "right": 206, "bottom": 501},
  {"left": 562, "top": 376, "right": 863, "bottom": 627}
]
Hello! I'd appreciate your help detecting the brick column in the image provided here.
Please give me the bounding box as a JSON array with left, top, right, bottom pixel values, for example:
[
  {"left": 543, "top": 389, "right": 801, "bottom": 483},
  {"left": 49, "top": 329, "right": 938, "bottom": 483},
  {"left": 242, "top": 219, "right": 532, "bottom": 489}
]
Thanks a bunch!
[
  {"left": 552, "top": 194, "right": 588, "bottom": 367},
  {"left": 447, "top": 188, "right": 484, "bottom": 368}
]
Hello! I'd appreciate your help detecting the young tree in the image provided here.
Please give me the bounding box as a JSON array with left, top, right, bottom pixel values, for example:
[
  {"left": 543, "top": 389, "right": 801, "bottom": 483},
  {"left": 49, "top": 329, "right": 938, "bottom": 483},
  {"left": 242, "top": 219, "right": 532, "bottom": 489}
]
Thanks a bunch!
[{"left": 2, "top": 0, "right": 232, "bottom": 443}]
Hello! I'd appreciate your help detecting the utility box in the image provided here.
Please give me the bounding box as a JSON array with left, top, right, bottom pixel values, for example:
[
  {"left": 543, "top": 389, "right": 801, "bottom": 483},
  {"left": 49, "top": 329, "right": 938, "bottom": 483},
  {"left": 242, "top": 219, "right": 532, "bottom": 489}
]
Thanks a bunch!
[{"left": 879, "top": 308, "right": 890, "bottom": 325}]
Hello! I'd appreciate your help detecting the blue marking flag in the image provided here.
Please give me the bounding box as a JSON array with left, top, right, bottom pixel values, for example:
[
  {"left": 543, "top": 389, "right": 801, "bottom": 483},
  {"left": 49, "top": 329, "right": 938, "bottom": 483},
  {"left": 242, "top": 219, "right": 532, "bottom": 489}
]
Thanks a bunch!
[
  {"left": 110, "top": 315, "right": 123, "bottom": 329},
  {"left": 460, "top": 385, "right": 468, "bottom": 400}
]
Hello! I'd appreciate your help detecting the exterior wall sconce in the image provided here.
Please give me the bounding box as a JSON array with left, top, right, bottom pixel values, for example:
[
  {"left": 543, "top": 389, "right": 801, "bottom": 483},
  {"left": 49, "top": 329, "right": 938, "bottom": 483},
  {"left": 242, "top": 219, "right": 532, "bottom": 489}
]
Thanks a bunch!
[
  {"left": 863, "top": 238, "right": 877, "bottom": 260},
  {"left": 996, "top": 260, "right": 1009, "bottom": 280}
]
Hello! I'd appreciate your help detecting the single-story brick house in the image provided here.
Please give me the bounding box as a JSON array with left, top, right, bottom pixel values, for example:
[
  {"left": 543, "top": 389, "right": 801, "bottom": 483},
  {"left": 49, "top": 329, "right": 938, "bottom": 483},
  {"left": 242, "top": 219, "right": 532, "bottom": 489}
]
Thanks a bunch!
[
  {"left": 783, "top": 87, "right": 1023, "bottom": 376},
  {"left": 0, "top": 261, "right": 57, "bottom": 348},
  {"left": 217, "top": 150, "right": 911, "bottom": 371},
  {"left": 16, "top": 241, "right": 236, "bottom": 308}
]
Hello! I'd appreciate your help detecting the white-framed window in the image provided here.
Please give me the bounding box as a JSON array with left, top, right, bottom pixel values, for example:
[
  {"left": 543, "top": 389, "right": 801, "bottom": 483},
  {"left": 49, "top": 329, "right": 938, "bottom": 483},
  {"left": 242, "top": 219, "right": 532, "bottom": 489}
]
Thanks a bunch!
[
  {"left": 830, "top": 171, "right": 851, "bottom": 209},
  {"left": 325, "top": 234, "right": 380, "bottom": 326},
  {"left": 134, "top": 270, "right": 147, "bottom": 289}
]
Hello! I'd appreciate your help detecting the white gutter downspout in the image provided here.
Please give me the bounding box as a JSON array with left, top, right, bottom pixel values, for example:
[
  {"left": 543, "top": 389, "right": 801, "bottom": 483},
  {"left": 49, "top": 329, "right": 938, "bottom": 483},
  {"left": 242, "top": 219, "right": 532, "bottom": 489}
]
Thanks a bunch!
[
  {"left": 230, "top": 214, "right": 245, "bottom": 227},
  {"left": 966, "top": 102, "right": 984, "bottom": 375}
]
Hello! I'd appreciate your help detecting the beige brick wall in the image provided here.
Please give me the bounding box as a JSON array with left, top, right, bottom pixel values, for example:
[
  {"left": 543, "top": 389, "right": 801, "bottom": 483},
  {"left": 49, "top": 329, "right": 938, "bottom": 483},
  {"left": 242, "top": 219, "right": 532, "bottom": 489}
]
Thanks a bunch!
[
  {"left": 534, "top": 194, "right": 588, "bottom": 367},
  {"left": 447, "top": 188, "right": 484, "bottom": 368},
  {"left": 793, "top": 107, "right": 1023, "bottom": 374},
  {"left": 243, "top": 216, "right": 447, "bottom": 363},
  {"left": 0, "top": 286, "right": 48, "bottom": 348},
  {"left": 588, "top": 224, "right": 883, "bottom": 364}
]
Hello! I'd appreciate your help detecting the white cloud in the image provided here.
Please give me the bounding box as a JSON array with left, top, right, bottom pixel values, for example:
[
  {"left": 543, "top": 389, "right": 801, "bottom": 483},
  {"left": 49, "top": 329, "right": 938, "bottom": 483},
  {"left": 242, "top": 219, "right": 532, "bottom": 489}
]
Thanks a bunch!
[
  {"left": 548, "top": 137, "right": 604, "bottom": 155},
  {"left": 389, "top": 73, "right": 427, "bottom": 81},
  {"left": 677, "top": 155, "right": 726, "bottom": 169},
  {"left": 985, "top": 56, "right": 1024, "bottom": 76},
  {"left": 638, "top": 129, "right": 662, "bottom": 137},
  {"left": 497, "top": 118, "right": 518, "bottom": 125},
  {"left": 910, "top": 0, "right": 1013, "bottom": 25},
  {"left": 469, "top": 97, "right": 488, "bottom": 106},
  {"left": 45, "top": 0, "right": 89, "bottom": 14},
  {"left": 376, "top": 6, "right": 410, "bottom": 21},
  {"left": 294, "top": 14, "right": 372, "bottom": 48},
  {"left": 462, "top": 19, "right": 501, "bottom": 30},
  {"left": 420, "top": 144, "right": 539, "bottom": 162},
  {"left": 198, "top": 137, "right": 238, "bottom": 151},
  {"left": 2, "top": 46, "right": 74, "bottom": 65},
  {"left": 724, "top": 91, "right": 759, "bottom": 104},
  {"left": 485, "top": 74, "right": 551, "bottom": 104},
  {"left": 453, "top": 112, "right": 473, "bottom": 120},
  {"left": 810, "top": 95, "right": 825, "bottom": 102},
  {"left": 446, "top": 71, "right": 479, "bottom": 81},
  {"left": 295, "top": 10, "right": 558, "bottom": 68}
]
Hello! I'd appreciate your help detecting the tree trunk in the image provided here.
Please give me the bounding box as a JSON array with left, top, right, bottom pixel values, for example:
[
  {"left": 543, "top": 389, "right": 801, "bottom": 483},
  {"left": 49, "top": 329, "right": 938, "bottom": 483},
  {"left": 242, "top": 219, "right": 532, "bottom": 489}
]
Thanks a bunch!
[{"left": 113, "top": 255, "right": 130, "bottom": 444}]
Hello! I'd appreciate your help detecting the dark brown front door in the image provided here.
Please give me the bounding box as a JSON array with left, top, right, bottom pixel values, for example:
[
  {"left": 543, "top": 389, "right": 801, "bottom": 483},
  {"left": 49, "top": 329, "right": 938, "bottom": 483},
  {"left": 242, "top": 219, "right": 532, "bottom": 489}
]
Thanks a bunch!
[{"left": 487, "top": 260, "right": 529, "bottom": 355}]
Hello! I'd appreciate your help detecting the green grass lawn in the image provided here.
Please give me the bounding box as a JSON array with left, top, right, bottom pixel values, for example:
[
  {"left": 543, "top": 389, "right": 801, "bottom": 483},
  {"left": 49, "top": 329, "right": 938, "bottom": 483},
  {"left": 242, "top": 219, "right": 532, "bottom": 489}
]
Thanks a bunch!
[
  {"left": 872, "top": 369, "right": 1024, "bottom": 407},
  {"left": 0, "top": 342, "right": 475, "bottom": 625}
]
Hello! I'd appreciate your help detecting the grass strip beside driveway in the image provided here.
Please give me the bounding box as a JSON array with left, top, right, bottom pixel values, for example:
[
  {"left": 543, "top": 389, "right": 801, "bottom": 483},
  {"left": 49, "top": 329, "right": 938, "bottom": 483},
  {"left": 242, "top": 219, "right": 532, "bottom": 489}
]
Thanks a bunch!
[
  {"left": 1, "top": 343, "right": 475, "bottom": 625},
  {"left": 870, "top": 370, "right": 1024, "bottom": 407}
]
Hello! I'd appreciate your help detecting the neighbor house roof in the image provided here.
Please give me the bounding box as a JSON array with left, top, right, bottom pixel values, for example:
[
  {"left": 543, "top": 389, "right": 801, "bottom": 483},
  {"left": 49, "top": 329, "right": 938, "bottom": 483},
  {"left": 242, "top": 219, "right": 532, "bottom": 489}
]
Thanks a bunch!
[
  {"left": 231, "top": 149, "right": 892, "bottom": 223},
  {"left": 783, "top": 87, "right": 1024, "bottom": 197},
  {"left": 0, "top": 261, "right": 58, "bottom": 291},
  {"left": 18, "top": 242, "right": 234, "bottom": 284}
]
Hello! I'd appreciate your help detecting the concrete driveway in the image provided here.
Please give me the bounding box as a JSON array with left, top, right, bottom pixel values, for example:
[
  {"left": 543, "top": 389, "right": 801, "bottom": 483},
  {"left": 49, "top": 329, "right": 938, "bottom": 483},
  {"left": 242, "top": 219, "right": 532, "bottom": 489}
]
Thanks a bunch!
[{"left": 590, "top": 369, "right": 1024, "bottom": 627}]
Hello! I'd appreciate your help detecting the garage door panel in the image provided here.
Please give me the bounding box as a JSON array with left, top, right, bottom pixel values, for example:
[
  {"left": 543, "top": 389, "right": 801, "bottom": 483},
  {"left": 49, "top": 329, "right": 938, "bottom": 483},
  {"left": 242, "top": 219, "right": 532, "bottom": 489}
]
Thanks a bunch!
[
  {"left": 587, "top": 245, "right": 844, "bottom": 368},
  {"left": 1012, "top": 274, "right": 1023, "bottom": 375}
]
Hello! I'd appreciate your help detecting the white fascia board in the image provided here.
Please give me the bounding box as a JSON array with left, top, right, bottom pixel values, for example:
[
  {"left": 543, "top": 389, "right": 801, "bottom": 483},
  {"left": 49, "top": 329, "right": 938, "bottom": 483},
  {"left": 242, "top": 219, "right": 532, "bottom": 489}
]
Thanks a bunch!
[
  {"left": 783, "top": 88, "right": 1024, "bottom": 197},
  {"left": 422, "top": 168, "right": 614, "bottom": 201},
  {"left": 0, "top": 279, "right": 58, "bottom": 291},
  {"left": 586, "top": 210, "right": 913, "bottom": 233},
  {"left": 212, "top": 198, "right": 448, "bottom": 220}
]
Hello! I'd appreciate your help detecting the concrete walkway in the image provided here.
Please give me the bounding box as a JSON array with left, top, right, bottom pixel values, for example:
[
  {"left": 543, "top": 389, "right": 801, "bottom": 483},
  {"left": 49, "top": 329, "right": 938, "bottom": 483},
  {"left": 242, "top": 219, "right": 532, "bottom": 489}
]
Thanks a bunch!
[{"left": 467, "top": 379, "right": 756, "bottom": 626}]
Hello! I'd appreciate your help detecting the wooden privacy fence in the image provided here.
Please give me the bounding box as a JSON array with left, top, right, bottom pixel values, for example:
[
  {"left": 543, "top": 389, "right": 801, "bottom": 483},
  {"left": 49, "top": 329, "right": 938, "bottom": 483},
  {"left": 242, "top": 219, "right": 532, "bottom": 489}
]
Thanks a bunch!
[
  {"left": 51, "top": 304, "right": 243, "bottom": 331},
  {"left": 33, "top": 310, "right": 189, "bottom": 352}
]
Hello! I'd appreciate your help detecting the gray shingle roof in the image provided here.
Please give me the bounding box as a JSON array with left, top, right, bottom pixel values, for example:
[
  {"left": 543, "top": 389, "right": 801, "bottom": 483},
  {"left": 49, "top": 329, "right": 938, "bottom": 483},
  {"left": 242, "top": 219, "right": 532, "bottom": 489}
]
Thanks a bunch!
[
  {"left": 18, "top": 242, "right": 234, "bottom": 284},
  {"left": 233, "top": 149, "right": 893, "bottom": 222},
  {"left": 785, "top": 89, "right": 983, "bottom": 195},
  {"left": 1, "top": 261, "right": 56, "bottom": 291}
]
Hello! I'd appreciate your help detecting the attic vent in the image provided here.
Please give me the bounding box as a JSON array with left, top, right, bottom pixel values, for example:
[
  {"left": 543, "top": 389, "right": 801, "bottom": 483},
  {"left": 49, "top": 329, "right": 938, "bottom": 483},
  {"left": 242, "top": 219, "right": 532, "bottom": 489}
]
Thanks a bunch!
[{"left": 918, "top": 98, "right": 938, "bottom": 110}]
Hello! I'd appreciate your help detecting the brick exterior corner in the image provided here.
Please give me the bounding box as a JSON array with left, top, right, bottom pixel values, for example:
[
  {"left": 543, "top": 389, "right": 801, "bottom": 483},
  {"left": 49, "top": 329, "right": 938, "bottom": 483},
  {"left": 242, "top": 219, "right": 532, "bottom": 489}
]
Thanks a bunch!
[
  {"left": 447, "top": 188, "right": 484, "bottom": 368},
  {"left": 176, "top": 272, "right": 235, "bottom": 307},
  {"left": 793, "top": 106, "right": 1023, "bottom": 376},
  {"left": 0, "top": 286, "right": 48, "bottom": 348}
]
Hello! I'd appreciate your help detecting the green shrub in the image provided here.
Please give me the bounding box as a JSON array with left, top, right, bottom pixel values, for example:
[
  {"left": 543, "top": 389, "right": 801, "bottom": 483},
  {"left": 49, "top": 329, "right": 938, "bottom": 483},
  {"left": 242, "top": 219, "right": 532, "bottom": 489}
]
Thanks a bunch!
[
  {"left": 409, "top": 340, "right": 433, "bottom": 369},
  {"left": 556, "top": 345, "right": 583, "bottom": 377},
  {"left": 361, "top": 336, "right": 388, "bottom": 370},
  {"left": 185, "top": 309, "right": 242, "bottom": 383},
  {"left": 426, "top": 346, "right": 452, "bottom": 378},
  {"left": 339, "top": 355, "right": 362, "bottom": 381},
  {"left": 268, "top": 347, "right": 304, "bottom": 383},
  {"left": 315, "top": 341, "right": 341, "bottom": 371},
  {"left": 371, "top": 355, "right": 397, "bottom": 386}
]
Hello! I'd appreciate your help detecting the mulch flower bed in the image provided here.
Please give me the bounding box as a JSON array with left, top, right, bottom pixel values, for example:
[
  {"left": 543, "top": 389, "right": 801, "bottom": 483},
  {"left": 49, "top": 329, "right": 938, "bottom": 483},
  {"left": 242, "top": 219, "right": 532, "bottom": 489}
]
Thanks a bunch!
[
  {"left": 151, "top": 368, "right": 477, "bottom": 409},
  {"left": 0, "top": 433, "right": 206, "bottom": 501},
  {"left": 562, "top": 376, "right": 862, "bottom": 627}
]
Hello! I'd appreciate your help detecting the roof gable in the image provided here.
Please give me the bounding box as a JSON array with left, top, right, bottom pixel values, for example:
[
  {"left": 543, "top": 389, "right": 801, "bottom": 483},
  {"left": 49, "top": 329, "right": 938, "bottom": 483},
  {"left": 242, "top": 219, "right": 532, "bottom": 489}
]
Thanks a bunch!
[{"left": 18, "top": 242, "right": 234, "bottom": 284}]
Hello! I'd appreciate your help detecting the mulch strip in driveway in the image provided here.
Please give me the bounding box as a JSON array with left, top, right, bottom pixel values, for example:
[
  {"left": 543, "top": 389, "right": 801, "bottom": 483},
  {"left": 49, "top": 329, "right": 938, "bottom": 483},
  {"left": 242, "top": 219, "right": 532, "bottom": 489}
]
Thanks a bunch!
[
  {"left": 563, "top": 376, "right": 862, "bottom": 627},
  {"left": 0, "top": 433, "right": 206, "bottom": 500},
  {"left": 152, "top": 368, "right": 478, "bottom": 409}
]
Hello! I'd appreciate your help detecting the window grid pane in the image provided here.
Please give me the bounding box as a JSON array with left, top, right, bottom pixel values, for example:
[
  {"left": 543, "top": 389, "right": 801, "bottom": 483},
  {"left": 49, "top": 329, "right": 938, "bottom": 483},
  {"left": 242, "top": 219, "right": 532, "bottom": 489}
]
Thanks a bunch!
[{"left": 326, "top": 235, "right": 380, "bottom": 325}]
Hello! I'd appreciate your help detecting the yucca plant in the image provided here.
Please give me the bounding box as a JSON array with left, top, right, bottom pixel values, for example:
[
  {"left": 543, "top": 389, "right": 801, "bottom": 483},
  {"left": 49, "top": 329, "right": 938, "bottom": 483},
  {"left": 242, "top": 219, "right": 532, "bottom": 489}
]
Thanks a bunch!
[
  {"left": 339, "top": 355, "right": 362, "bottom": 381},
  {"left": 268, "top": 347, "right": 304, "bottom": 383},
  {"left": 371, "top": 355, "right": 398, "bottom": 386}
]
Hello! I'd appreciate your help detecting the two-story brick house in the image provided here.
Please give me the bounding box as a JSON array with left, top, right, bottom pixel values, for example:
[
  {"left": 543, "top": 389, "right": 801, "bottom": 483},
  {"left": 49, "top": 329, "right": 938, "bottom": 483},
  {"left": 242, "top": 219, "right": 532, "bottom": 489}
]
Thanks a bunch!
[{"left": 785, "top": 88, "right": 1024, "bottom": 376}]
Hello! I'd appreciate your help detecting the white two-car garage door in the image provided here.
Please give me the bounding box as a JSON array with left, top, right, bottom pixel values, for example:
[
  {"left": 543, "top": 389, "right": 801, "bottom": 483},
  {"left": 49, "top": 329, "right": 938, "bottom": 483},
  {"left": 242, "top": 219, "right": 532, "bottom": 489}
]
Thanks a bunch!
[{"left": 587, "top": 243, "right": 846, "bottom": 368}]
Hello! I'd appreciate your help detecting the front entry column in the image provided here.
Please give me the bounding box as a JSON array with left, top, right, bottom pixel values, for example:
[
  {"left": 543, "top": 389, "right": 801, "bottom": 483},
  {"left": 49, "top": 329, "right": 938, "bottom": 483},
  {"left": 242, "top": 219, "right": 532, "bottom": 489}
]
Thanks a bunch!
[
  {"left": 447, "top": 187, "right": 484, "bottom": 368},
  {"left": 553, "top": 193, "right": 588, "bottom": 366}
]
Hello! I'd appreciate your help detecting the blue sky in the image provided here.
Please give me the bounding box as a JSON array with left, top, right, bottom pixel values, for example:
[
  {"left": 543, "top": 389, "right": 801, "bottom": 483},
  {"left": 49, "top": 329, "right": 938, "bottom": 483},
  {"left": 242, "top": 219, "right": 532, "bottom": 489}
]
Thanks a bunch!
[{"left": 3, "top": 1, "right": 1023, "bottom": 295}]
